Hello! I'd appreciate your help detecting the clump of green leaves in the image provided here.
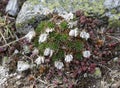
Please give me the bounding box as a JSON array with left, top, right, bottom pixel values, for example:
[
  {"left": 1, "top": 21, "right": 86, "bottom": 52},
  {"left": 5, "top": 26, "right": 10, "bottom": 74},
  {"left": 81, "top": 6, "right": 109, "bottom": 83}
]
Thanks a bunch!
[
  {"left": 52, "top": 50, "right": 64, "bottom": 61},
  {"left": 34, "top": 15, "right": 84, "bottom": 61},
  {"left": 60, "top": 21, "right": 68, "bottom": 30},
  {"left": 67, "top": 40, "right": 84, "bottom": 51},
  {"left": 35, "top": 21, "right": 55, "bottom": 34}
]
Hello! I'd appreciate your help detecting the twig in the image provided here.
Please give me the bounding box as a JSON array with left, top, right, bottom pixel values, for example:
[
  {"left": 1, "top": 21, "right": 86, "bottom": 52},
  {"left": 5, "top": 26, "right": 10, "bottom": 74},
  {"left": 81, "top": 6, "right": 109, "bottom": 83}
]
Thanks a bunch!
[
  {"left": 106, "top": 35, "right": 120, "bottom": 42},
  {"left": 0, "top": 30, "right": 7, "bottom": 44},
  {"left": 0, "top": 36, "right": 25, "bottom": 48}
]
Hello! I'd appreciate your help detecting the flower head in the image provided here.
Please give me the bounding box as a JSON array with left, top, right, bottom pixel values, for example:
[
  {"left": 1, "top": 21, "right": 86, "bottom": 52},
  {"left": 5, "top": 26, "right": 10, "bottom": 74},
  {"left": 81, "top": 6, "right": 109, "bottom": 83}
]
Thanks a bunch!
[
  {"left": 38, "top": 33, "right": 48, "bottom": 43},
  {"left": 32, "top": 48, "right": 39, "bottom": 56},
  {"left": 45, "top": 28, "right": 54, "bottom": 34},
  {"left": 65, "top": 54, "right": 73, "bottom": 63},
  {"left": 83, "top": 50, "right": 91, "bottom": 58},
  {"left": 59, "top": 12, "right": 73, "bottom": 22},
  {"left": 25, "top": 30, "right": 36, "bottom": 42},
  {"left": 80, "top": 30, "right": 90, "bottom": 40},
  {"left": 35, "top": 56, "right": 45, "bottom": 65},
  {"left": 69, "top": 28, "right": 79, "bottom": 37},
  {"left": 68, "top": 21, "right": 77, "bottom": 28},
  {"left": 44, "top": 48, "right": 54, "bottom": 57},
  {"left": 54, "top": 61, "right": 64, "bottom": 70}
]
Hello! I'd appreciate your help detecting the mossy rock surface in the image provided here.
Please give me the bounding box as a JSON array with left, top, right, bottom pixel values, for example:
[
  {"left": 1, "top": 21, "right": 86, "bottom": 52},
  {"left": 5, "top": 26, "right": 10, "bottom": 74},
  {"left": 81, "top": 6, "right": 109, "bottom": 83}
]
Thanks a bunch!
[{"left": 16, "top": 0, "right": 120, "bottom": 34}]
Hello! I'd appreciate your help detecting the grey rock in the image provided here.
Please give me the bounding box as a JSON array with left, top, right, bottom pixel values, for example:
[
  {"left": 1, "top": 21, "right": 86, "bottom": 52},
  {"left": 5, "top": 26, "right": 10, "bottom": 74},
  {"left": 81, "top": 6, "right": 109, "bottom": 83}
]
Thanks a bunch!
[
  {"left": 104, "top": 0, "right": 120, "bottom": 9},
  {"left": 6, "top": 0, "right": 19, "bottom": 16},
  {"left": 16, "top": 0, "right": 120, "bottom": 34}
]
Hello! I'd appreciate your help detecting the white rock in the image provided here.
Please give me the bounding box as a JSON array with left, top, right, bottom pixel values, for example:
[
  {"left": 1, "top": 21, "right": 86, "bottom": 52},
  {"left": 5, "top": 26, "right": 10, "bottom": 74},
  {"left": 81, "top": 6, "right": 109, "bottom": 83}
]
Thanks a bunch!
[
  {"left": 25, "top": 30, "right": 36, "bottom": 42},
  {"left": 80, "top": 30, "right": 90, "bottom": 40},
  {"left": 17, "top": 61, "right": 30, "bottom": 72},
  {"left": 6, "top": 0, "right": 19, "bottom": 16},
  {"left": 104, "top": 0, "right": 120, "bottom": 9},
  {"left": 65, "top": 54, "right": 73, "bottom": 63},
  {"left": 54, "top": 61, "right": 64, "bottom": 70},
  {"left": 0, "top": 66, "right": 9, "bottom": 85},
  {"left": 83, "top": 50, "right": 91, "bottom": 58},
  {"left": 35, "top": 56, "right": 45, "bottom": 65},
  {"left": 38, "top": 33, "right": 48, "bottom": 43}
]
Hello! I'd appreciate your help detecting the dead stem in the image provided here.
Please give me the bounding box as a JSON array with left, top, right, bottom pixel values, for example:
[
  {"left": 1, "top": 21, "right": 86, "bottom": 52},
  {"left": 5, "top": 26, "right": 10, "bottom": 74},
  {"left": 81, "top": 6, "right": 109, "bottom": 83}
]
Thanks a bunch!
[
  {"left": 0, "top": 36, "right": 25, "bottom": 48},
  {"left": 0, "top": 30, "right": 7, "bottom": 44}
]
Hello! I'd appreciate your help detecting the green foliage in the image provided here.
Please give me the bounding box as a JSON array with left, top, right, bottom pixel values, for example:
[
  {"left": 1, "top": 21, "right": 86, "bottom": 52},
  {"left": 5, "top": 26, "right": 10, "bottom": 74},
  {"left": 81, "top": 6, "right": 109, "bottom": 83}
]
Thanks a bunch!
[
  {"left": 67, "top": 40, "right": 84, "bottom": 51},
  {"left": 109, "top": 19, "right": 120, "bottom": 28},
  {"left": 47, "top": 21, "right": 55, "bottom": 28},
  {"left": 35, "top": 21, "right": 46, "bottom": 34},
  {"left": 60, "top": 21, "right": 68, "bottom": 30},
  {"left": 33, "top": 36, "right": 39, "bottom": 47},
  {"left": 75, "top": 52, "right": 82, "bottom": 60},
  {"left": 52, "top": 49, "right": 64, "bottom": 61},
  {"left": 49, "top": 32, "right": 68, "bottom": 43},
  {"left": 35, "top": 21, "right": 55, "bottom": 34}
]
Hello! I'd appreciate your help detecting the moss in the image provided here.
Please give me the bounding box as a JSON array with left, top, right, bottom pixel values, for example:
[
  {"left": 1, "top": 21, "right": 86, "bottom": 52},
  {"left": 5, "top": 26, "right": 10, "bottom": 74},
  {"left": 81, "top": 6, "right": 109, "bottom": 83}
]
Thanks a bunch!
[
  {"left": 108, "top": 14, "right": 120, "bottom": 28},
  {"left": 60, "top": 21, "right": 68, "bottom": 30},
  {"left": 75, "top": 52, "right": 82, "bottom": 60},
  {"left": 52, "top": 49, "right": 64, "bottom": 61},
  {"left": 109, "top": 20, "right": 120, "bottom": 28},
  {"left": 35, "top": 21, "right": 47, "bottom": 33},
  {"left": 47, "top": 21, "right": 55, "bottom": 28},
  {"left": 35, "top": 21, "right": 55, "bottom": 34},
  {"left": 67, "top": 40, "right": 84, "bottom": 51},
  {"left": 33, "top": 36, "right": 39, "bottom": 47},
  {"left": 49, "top": 32, "right": 68, "bottom": 42}
]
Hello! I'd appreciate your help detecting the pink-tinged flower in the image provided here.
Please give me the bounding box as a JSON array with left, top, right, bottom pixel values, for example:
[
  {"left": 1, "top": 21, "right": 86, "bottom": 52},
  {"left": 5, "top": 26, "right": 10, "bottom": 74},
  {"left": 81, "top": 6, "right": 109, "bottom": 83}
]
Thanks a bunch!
[
  {"left": 80, "top": 30, "right": 90, "bottom": 40},
  {"left": 25, "top": 30, "right": 36, "bottom": 42},
  {"left": 59, "top": 12, "right": 73, "bottom": 21},
  {"left": 45, "top": 28, "right": 54, "bottom": 34},
  {"left": 83, "top": 50, "right": 91, "bottom": 58},
  {"left": 35, "top": 56, "right": 45, "bottom": 65},
  {"left": 69, "top": 28, "right": 79, "bottom": 37},
  {"left": 65, "top": 54, "right": 73, "bottom": 63},
  {"left": 54, "top": 61, "right": 64, "bottom": 70},
  {"left": 44, "top": 48, "right": 54, "bottom": 57},
  {"left": 38, "top": 33, "right": 48, "bottom": 43}
]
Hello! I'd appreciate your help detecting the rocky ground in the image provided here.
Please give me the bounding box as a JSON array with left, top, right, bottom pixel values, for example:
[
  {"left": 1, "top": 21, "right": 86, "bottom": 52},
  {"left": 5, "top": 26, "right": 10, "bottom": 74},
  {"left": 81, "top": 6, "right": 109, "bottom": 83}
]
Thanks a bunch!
[{"left": 0, "top": 0, "right": 120, "bottom": 88}]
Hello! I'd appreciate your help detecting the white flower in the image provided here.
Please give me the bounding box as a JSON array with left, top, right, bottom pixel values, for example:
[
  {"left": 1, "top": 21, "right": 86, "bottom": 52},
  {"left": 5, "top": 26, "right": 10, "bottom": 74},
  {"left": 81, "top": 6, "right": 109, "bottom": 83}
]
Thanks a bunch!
[
  {"left": 45, "top": 28, "right": 54, "bottom": 33},
  {"left": 68, "top": 21, "right": 77, "bottom": 28},
  {"left": 17, "top": 61, "right": 30, "bottom": 72},
  {"left": 80, "top": 31, "right": 90, "bottom": 40},
  {"left": 65, "top": 54, "right": 73, "bottom": 63},
  {"left": 32, "top": 48, "right": 39, "bottom": 55},
  {"left": 69, "top": 28, "right": 79, "bottom": 37},
  {"left": 38, "top": 33, "right": 48, "bottom": 43},
  {"left": 25, "top": 30, "right": 36, "bottom": 42},
  {"left": 54, "top": 61, "right": 64, "bottom": 69},
  {"left": 44, "top": 48, "right": 54, "bottom": 57},
  {"left": 59, "top": 12, "right": 73, "bottom": 21},
  {"left": 35, "top": 56, "right": 45, "bottom": 65},
  {"left": 42, "top": 8, "right": 51, "bottom": 15},
  {"left": 83, "top": 50, "right": 91, "bottom": 58}
]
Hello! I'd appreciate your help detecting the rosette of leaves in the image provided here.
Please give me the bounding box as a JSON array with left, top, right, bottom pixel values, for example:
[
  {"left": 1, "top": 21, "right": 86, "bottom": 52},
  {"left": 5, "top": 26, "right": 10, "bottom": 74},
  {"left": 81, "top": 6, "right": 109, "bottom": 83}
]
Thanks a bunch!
[{"left": 34, "top": 14, "right": 84, "bottom": 62}]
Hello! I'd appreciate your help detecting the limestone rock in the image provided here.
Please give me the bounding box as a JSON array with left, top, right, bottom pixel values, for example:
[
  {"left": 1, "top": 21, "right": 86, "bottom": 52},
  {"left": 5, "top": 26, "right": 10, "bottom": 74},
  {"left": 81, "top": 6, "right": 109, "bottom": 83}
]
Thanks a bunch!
[
  {"left": 16, "top": 0, "right": 120, "bottom": 33},
  {"left": 6, "top": 0, "right": 19, "bottom": 16}
]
